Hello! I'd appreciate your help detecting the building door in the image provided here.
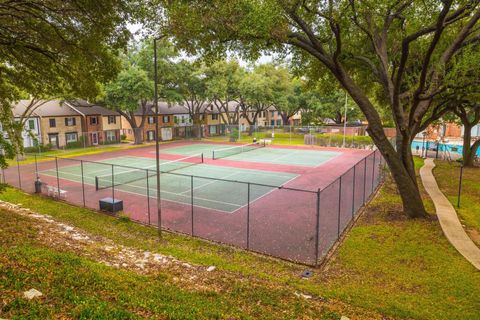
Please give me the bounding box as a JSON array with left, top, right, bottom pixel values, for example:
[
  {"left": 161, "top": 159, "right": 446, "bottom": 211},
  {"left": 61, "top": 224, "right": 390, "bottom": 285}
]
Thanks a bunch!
[
  {"left": 48, "top": 134, "right": 59, "bottom": 149},
  {"left": 91, "top": 132, "right": 98, "bottom": 145}
]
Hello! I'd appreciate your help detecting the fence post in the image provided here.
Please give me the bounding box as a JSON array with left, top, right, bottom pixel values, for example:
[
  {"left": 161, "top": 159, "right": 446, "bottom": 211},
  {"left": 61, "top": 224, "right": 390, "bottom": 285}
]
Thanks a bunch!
[
  {"left": 111, "top": 165, "right": 115, "bottom": 203},
  {"left": 34, "top": 154, "right": 39, "bottom": 179},
  {"left": 146, "top": 169, "right": 151, "bottom": 225},
  {"left": 337, "top": 176, "right": 342, "bottom": 237},
  {"left": 16, "top": 155, "right": 21, "bottom": 189},
  {"left": 457, "top": 165, "right": 464, "bottom": 208},
  {"left": 352, "top": 165, "right": 356, "bottom": 218},
  {"left": 55, "top": 157, "right": 60, "bottom": 195},
  {"left": 363, "top": 157, "right": 367, "bottom": 204},
  {"left": 315, "top": 188, "right": 321, "bottom": 266},
  {"left": 191, "top": 175, "right": 194, "bottom": 235},
  {"left": 80, "top": 160, "right": 86, "bottom": 207},
  {"left": 246, "top": 182, "right": 251, "bottom": 249},
  {"left": 371, "top": 153, "right": 376, "bottom": 193}
]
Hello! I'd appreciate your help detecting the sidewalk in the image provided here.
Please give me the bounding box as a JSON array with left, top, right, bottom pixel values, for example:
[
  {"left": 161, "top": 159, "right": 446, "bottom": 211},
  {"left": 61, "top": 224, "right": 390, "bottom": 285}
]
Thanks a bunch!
[{"left": 420, "top": 158, "right": 480, "bottom": 270}]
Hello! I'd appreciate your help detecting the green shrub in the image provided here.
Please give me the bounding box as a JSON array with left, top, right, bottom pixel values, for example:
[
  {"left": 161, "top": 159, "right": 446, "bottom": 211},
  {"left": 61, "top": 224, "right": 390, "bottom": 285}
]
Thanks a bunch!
[
  {"left": 229, "top": 129, "right": 239, "bottom": 142},
  {"left": 66, "top": 141, "right": 83, "bottom": 149},
  {"left": 24, "top": 144, "right": 52, "bottom": 153}
]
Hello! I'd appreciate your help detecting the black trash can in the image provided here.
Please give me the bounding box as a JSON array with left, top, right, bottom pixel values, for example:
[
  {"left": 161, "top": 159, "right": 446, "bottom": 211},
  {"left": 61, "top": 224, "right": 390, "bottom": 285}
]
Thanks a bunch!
[{"left": 34, "top": 179, "right": 42, "bottom": 193}]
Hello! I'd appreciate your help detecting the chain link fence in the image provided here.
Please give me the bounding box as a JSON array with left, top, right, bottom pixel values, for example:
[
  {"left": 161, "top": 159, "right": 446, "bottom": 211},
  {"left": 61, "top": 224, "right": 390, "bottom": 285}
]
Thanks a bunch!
[{"left": 1, "top": 150, "right": 385, "bottom": 265}]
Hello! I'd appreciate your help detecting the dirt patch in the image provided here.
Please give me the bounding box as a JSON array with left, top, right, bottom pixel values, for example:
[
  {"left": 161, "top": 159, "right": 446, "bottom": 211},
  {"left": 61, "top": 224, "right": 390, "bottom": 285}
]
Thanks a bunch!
[
  {"left": 467, "top": 228, "right": 480, "bottom": 246},
  {"left": 0, "top": 200, "right": 389, "bottom": 319}
]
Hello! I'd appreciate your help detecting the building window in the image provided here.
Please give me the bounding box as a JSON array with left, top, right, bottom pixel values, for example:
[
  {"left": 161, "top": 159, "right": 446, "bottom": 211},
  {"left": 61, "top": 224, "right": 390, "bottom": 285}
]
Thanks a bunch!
[
  {"left": 271, "top": 111, "right": 275, "bottom": 117},
  {"left": 271, "top": 120, "right": 275, "bottom": 126},
  {"left": 148, "top": 116, "right": 155, "bottom": 124},
  {"left": 65, "top": 117, "right": 76, "bottom": 126},
  {"left": 106, "top": 130, "right": 116, "bottom": 141},
  {"left": 65, "top": 132, "right": 78, "bottom": 143},
  {"left": 89, "top": 116, "right": 98, "bottom": 125},
  {"left": 163, "top": 115, "right": 169, "bottom": 123},
  {"left": 108, "top": 115, "right": 116, "bottom": 124},
  {"left": 48, "top": 133, "right": 59, "bottom": 148},
  {"left": 276, "top": 119, "right": 282, "bottom": 126},
  {"left": 28, "top": 119, "right": 35, "bottom": 130},
  {"left": 211, "top": 114, "right": 219, "bottom": 120},
  {"left": 147, "top": 130, "right": 155, "bottom": 141},
  {"left": 209, "top": 125, "right": 217, "bottom": 135},
  {"left": 49, "top": 118, "right": 56, "bottom": 128}
]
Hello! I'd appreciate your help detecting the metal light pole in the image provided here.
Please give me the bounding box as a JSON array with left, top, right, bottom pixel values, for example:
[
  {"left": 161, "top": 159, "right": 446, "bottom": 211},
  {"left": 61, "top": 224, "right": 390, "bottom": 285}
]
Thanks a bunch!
[
  {"left": 238, "top": 109, "right": 241, "bottom": 141},
  {"left": 457, "top": 163, "right": 464, "bottom": 208},
  {"left": 342, "top": 91, "right": 348, "bottom": 148},
  {"left": 154, "top": 37, "right": 162, "bottom": 238},
  {"left": 422, "top": 132, "right": 427, "bottom": 159}
]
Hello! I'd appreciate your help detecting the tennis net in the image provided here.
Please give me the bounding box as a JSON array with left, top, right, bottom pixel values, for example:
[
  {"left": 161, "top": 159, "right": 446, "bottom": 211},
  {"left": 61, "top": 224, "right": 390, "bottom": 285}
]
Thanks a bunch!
[
  {"left": 95, "top": 153, "right": 204, "bottom": 190},
  {"left": 212, "top": 141, "right": 266, "bottom": 160}
]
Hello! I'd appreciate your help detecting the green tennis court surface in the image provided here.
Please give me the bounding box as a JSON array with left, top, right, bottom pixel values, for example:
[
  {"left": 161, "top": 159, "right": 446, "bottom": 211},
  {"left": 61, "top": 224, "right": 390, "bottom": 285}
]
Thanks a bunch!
[
  {"left": 161, "top": 143, "right": 340, "bottom": 167},
  {"left": 39, "top": 156, "right": 298, "bottom": 213}
]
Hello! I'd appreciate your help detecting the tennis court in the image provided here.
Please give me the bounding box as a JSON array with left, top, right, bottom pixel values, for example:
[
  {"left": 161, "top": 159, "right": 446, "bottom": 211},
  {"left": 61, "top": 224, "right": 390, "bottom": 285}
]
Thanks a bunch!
[
  {"left": 160, "top": 143, "right": 340, "bottom": 167},
  {"left": 4, "top": 141, "right": 384, "bottom": 265},
  {"left": 38, "top": 155, "right": 298, "bottom": 213}
]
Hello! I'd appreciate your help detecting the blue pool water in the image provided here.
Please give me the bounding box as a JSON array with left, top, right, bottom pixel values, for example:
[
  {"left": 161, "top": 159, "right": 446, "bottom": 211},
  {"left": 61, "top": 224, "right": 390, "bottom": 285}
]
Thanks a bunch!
[{"left": 411, "top": 140, "right": 480, "bottom": 156}]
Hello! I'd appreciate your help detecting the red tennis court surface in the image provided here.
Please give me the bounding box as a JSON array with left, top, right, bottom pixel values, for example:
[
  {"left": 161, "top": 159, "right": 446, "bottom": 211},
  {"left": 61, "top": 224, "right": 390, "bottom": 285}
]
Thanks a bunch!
[{"left": 2, "top": 141, "right": 384, "bottom": 265}]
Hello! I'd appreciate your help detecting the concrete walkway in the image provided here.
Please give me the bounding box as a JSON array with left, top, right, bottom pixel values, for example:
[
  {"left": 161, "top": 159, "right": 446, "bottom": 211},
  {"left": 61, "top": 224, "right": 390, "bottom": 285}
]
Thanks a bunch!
[{"left": 420, "top": 158, "right": 480, "bottom": 270}]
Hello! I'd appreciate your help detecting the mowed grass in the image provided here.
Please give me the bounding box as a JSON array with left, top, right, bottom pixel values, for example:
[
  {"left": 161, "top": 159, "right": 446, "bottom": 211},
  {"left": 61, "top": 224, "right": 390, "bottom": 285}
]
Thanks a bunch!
[
  {"left": 1, "top": 156, "right": 480, "bottom": 319},
  {"left": 433, "top": 160, "right": 480, "bottom": 243},
  {"left": 299, "top": 157, "right": 480, "bottom": 320},
  {"left": 207, "top": 131, "right": 372, "bottom": 147},
  {"left": 0, "top": 208, "right": 346, "bottom": 320},
  {"left": 9, "top": 142, "right": 163, "bottom": 166}
]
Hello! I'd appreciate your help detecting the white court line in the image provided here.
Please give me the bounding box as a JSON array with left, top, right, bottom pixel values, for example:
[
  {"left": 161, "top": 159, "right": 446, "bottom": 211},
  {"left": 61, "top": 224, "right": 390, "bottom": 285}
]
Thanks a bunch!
[
  {"left": 40, "top": 171, "right": 239, "bottom": 213},
  {"left": 254, "top": 148, "right": 342, "bottom": 167},
  {"left": 40, "top": 165, "right": 113, "bottom": 177},
  {"left": 231, "top": 174, "right": 301, "bottom": 213},
  {"left": 40, "top": 171, "right": 244, "bottom": 211},
  {"left": 178, "top": 172, "right": 240, "bottom": 195},
  {"left": 97, "top": 155, "right": 296, "bottom": 180}
]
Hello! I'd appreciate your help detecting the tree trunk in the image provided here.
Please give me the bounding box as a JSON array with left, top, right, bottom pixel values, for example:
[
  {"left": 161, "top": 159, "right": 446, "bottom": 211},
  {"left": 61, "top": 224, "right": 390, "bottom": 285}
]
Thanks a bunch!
[
  {"left": 280, "top": 113, "right": 290, "bottom": 126},
  {"left": 462, "top": 125, "right": 479, "bottom": 167},
  {"left": 133, "top": 129, "right": 143, "bottom": 145},
  {"left": 372, "top": 132, "right": 428, "bottom": 218}
]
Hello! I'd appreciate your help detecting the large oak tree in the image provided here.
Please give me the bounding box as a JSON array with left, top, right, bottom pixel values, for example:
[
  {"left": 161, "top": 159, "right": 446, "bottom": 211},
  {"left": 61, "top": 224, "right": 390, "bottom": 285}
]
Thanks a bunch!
[
  {"left": 151, "top": 0, "right": 480, "bottom": 218},
  {"left": 0, "top": 0, "right": 132, "bottom": 166}
]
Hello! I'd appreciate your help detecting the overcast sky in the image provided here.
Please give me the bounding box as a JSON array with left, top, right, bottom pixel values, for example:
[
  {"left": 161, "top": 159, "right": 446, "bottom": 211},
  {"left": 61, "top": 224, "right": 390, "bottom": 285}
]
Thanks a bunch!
[{"left": 127, "top": 23, "right": 274, "bottom": 67}]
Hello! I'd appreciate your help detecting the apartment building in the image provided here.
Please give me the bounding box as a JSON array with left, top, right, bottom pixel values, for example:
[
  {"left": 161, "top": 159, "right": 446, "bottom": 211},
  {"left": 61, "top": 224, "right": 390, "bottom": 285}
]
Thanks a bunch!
[
  {"left": 30, "top": 100, "right": 83, "bottom": 148},
  {"left": 66, "top": 100, "right": 122, "bottom": 145},
  {"left": 12, "top": 100, "right": 42, "bottom": 148},
  {"left": 120, "top": 102, "right": 186, "bottom": 142}
]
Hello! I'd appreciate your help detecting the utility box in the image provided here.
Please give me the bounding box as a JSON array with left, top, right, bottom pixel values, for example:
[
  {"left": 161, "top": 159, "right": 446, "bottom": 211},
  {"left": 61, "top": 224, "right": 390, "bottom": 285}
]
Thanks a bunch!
[{"left": 99, "top": 197, "right": 123, "bottom": 213}]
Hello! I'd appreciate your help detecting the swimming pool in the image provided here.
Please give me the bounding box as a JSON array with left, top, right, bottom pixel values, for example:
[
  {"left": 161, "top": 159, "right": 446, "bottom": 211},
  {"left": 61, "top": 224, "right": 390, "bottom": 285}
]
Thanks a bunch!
[{"left": 411, "top": 140, "right": 480, "bottom": 156}]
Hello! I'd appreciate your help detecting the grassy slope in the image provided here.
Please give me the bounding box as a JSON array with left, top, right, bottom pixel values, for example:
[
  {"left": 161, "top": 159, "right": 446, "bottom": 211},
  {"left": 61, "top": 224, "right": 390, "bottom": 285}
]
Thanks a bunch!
[
  {"left": 8, "top": 142, "right": 160, "bottom": 166},
  {"left": 316, "top": 158, "right": 480, "bottom": 319},
  {"left": 1, "top": 157, "right": 479, "bottom": 319},
  {"left": 433, "top": 160, "right": 480, "bottom": 244},
  {"left": 0, "top": 208, "right": 349, "bottom": 320}
]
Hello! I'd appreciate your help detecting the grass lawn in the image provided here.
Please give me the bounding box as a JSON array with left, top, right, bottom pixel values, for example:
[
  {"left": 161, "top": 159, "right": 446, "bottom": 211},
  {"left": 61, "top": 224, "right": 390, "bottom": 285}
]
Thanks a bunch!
[
  {"left": 9, "top": 142, "right": 159, "bottom": 166},
  {"left": 207, "top": 131, "right": 372, "bottom": 147},
  {"left": 1, "top": 157, "right": 479, "bottom": 319},
  {"left": 433, "top": 160, "right": 480, "bottom": 245}
]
